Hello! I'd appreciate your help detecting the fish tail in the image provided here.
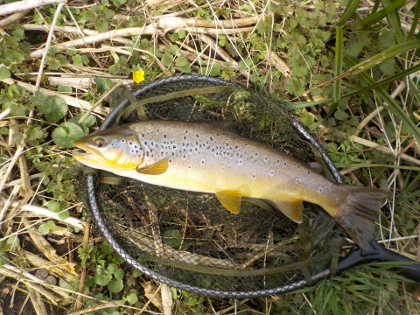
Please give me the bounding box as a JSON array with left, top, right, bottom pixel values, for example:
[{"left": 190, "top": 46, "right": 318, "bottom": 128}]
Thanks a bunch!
[{"left": 333, "top": 186, "right": 388, "bottom": 248}]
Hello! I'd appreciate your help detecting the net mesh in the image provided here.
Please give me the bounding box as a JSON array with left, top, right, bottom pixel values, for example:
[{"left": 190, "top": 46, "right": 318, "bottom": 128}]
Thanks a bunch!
[{"left": 86, "top": 76, "right": 345, "bottom": 293}]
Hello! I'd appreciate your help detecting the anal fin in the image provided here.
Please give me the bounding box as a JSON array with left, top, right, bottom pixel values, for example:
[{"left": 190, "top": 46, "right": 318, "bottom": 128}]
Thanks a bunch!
[
  {"left": 215, "top": 190, "right": 242, "bottom": 214},
  {"left": 268, "top": 199, "right": 304, "bottom": 223}
]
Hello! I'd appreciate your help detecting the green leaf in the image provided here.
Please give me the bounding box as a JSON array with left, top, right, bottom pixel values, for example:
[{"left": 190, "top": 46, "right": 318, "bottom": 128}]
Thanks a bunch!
[
  {"left": 108, "top": 279, "right": 124, "bottom": 293},
  {"left": 2, "top": 101, "right": 27, "bottom": 116},
  {"left": 163, "top": 229, "right": 182, "bottom": 248},
  {"left": 45, "top": 200, "right": 62, "bottom": 212},
  {"left": 95, "top": 77, "right": 114, "bottom": 93},
  {"left": 72, "top": 55, "right": 84, "bottom": 66},
  {"left": 0, "top": 67, "right": 11, "bottom": 80},
  {"left": 27, "top": 126, "right": 46, "bottom": 144},
  {"left": 175, "top": 56, "right": 191, "bottom": 73},
  {"left": 6, "top": 235, "right": 20, "bottom": 251},
  {"left": 126, "top": 291, "right": 138, "bottom": 305},
  {"left": 33, "top": 93, "right": 68, "bottom": 123},
  {"left": 113, "top": 0, "right": 127, "bottom": 7},
  {"left": 52, "top": 122, "right": 85, "bottom": 147},
  {"left": 38, "top": 221, "right": 56, "bottom": 235},
  {"left": 77, "top": 113, "right": 96, "bottom": 128},
  {"left": 95, "top": 268, "right": 112, "bottom": 286},
  {"left": 38, "top": 223, "right": 50, "bottom": 235},
  {"left": 334, "top": 109, "right": 349, "bottom": 121},
  {"left": 161, "top": 52, "right": 173, "bottom": 67},
  {"left": 114, "top": 268, "right": 124, "bottom": 280}
]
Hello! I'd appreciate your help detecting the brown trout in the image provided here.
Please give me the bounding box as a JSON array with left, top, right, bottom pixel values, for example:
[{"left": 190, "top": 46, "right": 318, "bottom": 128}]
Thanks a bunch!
[{"left": 73, "top": 120, "right": 387, "bottom": 247}]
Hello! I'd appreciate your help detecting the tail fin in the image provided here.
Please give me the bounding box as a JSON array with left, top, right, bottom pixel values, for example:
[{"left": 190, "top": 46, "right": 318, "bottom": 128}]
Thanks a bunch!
[{"left": 334, "top": 187, "right": 388, "bottom": 249}]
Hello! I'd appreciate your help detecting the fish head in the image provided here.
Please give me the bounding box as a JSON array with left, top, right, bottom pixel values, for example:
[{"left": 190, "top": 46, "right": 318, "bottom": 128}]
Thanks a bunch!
[{"left": 73, "top": 126, "right": 144, "bottom": 171}]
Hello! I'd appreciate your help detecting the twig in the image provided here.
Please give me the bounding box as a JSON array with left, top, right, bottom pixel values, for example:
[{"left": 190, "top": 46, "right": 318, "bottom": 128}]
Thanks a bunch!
[
  {"left": 198, "top": 34, "right": 250, "bottom": 79},
  {"left": 30, "top": 20, "right": 255, "bottom": 58},
  {"left": 182, "top": 26, "right": 254, "bottom": 35},
  {"left": 0, "top": 265, "right": 61, "bottom": 304},
  {"left": 0, "top": 108, "right": 11, "bottom": 120},
  {"left": 30, "top": 26, "right": 159, "bottom": 58},
  {"left": 354, "top": 106, "right": 384, "bottom": 137},
  {"left": 0, "top": 10, "right": 29, "bottom": 27},
  {"left": 67, "top": 301, "right": 123, "bottom": 315},
  {"left": 21, "top": 204, "right": 85, "bottom": 230},
  {"left": 35, "top": 1, "right": 65, "bottom": 91},
  {"left": 265, "top": 49, "right": 291, "bottom": 78},
  {"left": 28, "top": 289, "right": 48, "bottom": 315},
  {"left": 349, "top": 135, "right": 420, "bottom": 166},
  {"left": 1, "top": 78, "right": 104, "bottom": 115},
  {"left": 143, "top": 194, "right": 173, "bottom": 315},
  {"left": 23, "top": 23, "right": 98, "bottom": 35},
  {"left": 152, "top": 15, "right": 260, "bottom": 29},
  {"left": 0, "top": 0, "right": 65, "bottom": 16},
  {"left": 73, "top": 219, "right": 90, "bottom": 312}
]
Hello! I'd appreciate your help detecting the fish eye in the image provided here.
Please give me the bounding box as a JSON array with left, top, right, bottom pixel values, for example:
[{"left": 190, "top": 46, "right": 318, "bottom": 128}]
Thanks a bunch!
[{"left": 94, "top": 137, "right": 106, "bottom": 148}]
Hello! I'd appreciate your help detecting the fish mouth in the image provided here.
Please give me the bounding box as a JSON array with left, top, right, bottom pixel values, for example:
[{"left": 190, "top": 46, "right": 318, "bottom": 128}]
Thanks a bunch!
[{"left": 72, "top": 140, "right": 104, "bottom": 164}]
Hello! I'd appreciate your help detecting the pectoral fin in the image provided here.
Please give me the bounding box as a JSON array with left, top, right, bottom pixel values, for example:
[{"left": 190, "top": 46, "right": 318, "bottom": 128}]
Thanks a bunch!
[
  {"left": 268, "top": 199, "right": 304, "bottom": 223},
  {"left": 215, "top": 190, "right": 242, "bottom": 214},
  {"left": 136, "top": 159, "right": 169, "bottom": 175}
]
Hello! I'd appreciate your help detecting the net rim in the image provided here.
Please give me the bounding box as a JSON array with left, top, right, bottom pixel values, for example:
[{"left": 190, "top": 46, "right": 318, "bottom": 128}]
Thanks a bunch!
[{"left": 85, "top": 74, "right": 343, "bottom": 298}]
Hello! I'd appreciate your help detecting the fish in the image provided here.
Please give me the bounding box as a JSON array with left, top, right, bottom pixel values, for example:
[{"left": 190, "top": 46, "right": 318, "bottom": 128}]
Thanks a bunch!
[{"left": 73, "top": 120, "right": 388, "bottom": 248}]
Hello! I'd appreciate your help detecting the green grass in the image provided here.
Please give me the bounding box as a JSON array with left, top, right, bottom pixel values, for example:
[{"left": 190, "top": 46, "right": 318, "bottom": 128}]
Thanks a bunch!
[{"left": 0, "top": 0, "right": 419, "bottom": 314}]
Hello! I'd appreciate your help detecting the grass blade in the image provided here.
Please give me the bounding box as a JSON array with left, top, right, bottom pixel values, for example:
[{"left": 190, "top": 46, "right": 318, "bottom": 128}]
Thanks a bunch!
[
  {"left": 306, "top": 40, "right": 420, "bottom": 94},
  {"left": 357, "top": 71, "right": 420, "bottom": 145},
  {"left": 333, "top": 26, "right": 344, "bottom": 103},
  {"left": 337, "top": 0, "right": 361, "bottom": 26},
  {"left": 345, "top": 40, "right": 420, "bottom": 75},
  {"left": 408, "top": 0, "right": 420, "bottom": 38},
  {"left": 356, "top": 0, "right": 405, "bottom": 29},
  {"left": 381, "top": 0, "right": 405, "bottom": 42}
]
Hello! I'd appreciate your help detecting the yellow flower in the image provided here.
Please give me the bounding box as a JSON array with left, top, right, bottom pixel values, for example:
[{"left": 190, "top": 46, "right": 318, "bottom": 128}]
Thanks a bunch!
[{"left": 132, "top": 70, "right": 145, "bottom": 83}]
